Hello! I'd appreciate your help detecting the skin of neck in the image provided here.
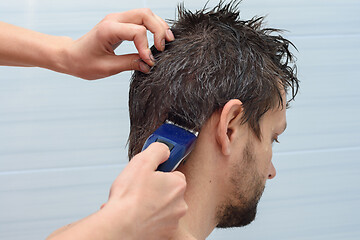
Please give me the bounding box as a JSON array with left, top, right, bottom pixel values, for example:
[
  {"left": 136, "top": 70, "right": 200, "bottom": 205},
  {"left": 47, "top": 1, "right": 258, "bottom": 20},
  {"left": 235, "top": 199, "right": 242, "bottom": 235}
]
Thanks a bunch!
[{"left": 172, "top": 114, "right": 230, "bottom": 240}]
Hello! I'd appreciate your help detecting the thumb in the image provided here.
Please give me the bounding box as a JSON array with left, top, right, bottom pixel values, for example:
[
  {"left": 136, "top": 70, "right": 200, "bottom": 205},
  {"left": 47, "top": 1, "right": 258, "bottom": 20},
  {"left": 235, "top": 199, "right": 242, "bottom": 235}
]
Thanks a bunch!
[
  {"left": 107, "top": 54, "right": 151, "bottom": 74},
  {"left": 140, "top": 142, "right": 171, "bottom": 171}
]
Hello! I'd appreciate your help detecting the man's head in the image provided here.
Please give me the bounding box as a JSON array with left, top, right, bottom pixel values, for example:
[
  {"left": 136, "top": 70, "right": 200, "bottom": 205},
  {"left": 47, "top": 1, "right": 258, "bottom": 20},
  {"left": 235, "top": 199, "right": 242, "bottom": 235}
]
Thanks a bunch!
[{"left": 128, "top": 1, "right": 298, "bottom": 230}]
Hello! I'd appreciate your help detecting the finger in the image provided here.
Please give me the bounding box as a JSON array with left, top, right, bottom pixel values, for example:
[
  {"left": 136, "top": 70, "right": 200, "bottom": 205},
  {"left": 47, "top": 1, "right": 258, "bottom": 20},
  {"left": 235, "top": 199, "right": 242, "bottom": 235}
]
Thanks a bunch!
[
  {"left": 139, "top": 142, "right": 171, "bottom": 170},
  {"left": 154, "top": 14, "right": 175, "bottom": 42},
  {"left": 105, "top": 22, "right": 154, "bottom": 66},
  {"left": 105, "top": 54, "right": 151, "bottom": 74},
  {"left": 171, "top": 171, "right": 186, "bottom": 181},
  {"left": 111, "top": 9, "right": 169, "bottom": 51}
]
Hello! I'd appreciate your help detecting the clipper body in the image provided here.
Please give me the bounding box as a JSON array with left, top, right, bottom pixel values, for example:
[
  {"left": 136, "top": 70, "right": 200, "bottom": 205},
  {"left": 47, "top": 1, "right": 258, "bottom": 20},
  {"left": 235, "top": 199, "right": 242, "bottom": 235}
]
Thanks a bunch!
[{"left": 142, "top": 122, "right": 198, "bottom": 172}]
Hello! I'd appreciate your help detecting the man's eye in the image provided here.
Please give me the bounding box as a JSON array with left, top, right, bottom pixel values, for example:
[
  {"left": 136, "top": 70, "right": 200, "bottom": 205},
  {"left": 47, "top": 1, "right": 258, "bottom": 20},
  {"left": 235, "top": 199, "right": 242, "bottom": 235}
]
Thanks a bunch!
[{"left": 272, "top": 137, "right": 280, "bottom": 145}]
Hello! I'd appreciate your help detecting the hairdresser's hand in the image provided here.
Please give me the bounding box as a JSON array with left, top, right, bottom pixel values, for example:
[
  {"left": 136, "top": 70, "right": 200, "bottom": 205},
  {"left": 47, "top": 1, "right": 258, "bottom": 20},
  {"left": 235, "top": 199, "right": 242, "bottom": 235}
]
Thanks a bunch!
[
  {"left": 103, "top": 142, "right": 188, "bottom": 240},
  {"left": 0, "top": 9, "right": 174, "bottom": 79},
  {"left": 47, "top": 142, "right": 187, "bottom": 240},
  {"left": 63, "top": 9, "right": 175, "bottom": 79}
]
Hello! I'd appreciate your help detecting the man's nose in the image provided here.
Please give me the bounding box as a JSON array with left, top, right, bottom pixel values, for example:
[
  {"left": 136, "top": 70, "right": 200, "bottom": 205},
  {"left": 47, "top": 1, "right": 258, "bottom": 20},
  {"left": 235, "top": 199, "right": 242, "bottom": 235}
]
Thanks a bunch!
[{"left": 268, "top": 161, "right": 276, "bottom": 179}]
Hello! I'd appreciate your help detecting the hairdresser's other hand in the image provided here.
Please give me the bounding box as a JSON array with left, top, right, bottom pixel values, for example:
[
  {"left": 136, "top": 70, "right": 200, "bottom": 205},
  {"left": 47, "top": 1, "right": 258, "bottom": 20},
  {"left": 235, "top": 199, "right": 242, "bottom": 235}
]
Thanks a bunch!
[
  {"left": 47, "top": 142, "right": 187, "bottom": 240},
  {"left": 64, "top": 9, "right": 175, "bottom": 79},
  {"left": 0, "top": 9, "right": 174, "bottom": 80},
  {"left": 103, "top": 142, "right": 187, "bottom": 240}
]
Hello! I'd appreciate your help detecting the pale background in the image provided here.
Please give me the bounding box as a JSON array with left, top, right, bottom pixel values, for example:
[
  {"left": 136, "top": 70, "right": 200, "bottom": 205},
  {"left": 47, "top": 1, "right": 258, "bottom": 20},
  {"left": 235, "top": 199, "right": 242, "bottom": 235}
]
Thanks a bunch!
[{"left": 0, "top": 0, "right": 359, "bottom": 239}]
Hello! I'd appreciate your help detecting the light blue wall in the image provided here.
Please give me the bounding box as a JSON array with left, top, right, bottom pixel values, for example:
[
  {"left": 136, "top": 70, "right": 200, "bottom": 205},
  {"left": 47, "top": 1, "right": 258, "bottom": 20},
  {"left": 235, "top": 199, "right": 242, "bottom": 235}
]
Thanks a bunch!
[{"left": 0, "top": 0, "right": 359, "bottom": 239}]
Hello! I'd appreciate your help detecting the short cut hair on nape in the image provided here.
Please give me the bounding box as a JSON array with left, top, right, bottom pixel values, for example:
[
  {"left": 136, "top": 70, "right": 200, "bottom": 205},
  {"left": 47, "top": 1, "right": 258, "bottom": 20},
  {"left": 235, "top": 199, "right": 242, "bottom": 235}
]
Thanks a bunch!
[{"left": 128, "top": 0, "right": 299, "bottom": 158}]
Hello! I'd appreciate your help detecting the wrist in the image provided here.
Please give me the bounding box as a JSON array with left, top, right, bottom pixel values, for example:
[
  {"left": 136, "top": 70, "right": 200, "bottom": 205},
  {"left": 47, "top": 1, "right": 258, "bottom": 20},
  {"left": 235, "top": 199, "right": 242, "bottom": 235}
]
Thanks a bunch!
[
  {"left": 49, "top": 36, "right": 75, "bottom": 75},
  {"left": 98, "top": 200, "right": 136, "bottom": 240}
]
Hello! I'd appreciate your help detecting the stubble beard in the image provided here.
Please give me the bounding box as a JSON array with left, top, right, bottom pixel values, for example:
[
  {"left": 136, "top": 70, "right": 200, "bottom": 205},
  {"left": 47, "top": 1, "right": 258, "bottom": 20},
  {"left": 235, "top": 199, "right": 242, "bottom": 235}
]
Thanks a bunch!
[{"left": 216, "top": 142, "right": 266, "bottom": 228}]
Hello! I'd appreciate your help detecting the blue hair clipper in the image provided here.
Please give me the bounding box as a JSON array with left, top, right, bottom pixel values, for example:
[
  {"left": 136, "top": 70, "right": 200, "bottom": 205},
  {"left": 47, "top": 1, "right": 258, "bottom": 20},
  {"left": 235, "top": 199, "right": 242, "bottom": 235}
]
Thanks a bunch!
[{"left": 141, "top": 121, "right": 198, "bottom": 172}]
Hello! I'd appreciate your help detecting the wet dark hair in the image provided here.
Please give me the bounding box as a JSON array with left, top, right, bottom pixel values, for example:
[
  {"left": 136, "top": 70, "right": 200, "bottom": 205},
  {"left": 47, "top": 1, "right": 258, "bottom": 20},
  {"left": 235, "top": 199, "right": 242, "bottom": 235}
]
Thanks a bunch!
[{"left": 128, "top": 0, "right": 299, "bottom": 158}]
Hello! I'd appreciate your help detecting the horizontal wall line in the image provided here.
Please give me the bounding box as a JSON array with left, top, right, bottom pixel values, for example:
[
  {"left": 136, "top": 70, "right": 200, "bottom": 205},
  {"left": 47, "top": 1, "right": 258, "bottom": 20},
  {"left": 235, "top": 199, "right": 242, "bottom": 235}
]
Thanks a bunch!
[
  {"left": 275, "top": 145, "right": 360, "bottom": 156},
  {"left": 0, "top": 163, "right": 125, "bottom": 176},
  {"left": 1, "top": 146, "right": 359, "bottom": 176}
]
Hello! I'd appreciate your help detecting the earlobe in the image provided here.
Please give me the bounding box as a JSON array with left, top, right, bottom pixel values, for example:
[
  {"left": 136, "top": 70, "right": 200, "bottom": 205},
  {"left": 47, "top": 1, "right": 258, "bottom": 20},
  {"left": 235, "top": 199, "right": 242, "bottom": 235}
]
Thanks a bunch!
[{"left": 216, "top": 99, "right": 243, "bottom": 156}]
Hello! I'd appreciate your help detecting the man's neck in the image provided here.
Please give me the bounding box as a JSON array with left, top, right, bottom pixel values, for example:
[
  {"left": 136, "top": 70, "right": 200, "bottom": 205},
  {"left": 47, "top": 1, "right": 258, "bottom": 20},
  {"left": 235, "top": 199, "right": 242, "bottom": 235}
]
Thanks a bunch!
[
  {"left": 171, "top": 117, "right": 229, "bottom": 240},
  {"left": 172, "top": 150, "right": 224, "bottom": 239},
  {"left": 172, "top": 179, "right": 218, "bottom": 240}
]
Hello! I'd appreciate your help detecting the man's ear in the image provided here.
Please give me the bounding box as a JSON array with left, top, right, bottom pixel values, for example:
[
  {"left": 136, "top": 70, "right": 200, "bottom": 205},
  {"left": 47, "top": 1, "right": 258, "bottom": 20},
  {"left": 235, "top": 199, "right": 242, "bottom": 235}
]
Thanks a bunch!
[{"left": 216, "top": 99, "right": 243, "bottom": 156}]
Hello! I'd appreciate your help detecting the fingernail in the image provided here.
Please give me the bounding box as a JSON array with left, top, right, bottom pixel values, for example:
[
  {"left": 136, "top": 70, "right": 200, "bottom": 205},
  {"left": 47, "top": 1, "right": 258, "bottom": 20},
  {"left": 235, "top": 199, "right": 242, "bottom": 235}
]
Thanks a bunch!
[
  {"left": 167, "top": 29, "right": 175, "bottom": 41},
  {"left": 139, "top": 61, "right": 150, "bottom": 73},
  {"left": 149, "top": 53, "right": 155, "bottom": 63}
]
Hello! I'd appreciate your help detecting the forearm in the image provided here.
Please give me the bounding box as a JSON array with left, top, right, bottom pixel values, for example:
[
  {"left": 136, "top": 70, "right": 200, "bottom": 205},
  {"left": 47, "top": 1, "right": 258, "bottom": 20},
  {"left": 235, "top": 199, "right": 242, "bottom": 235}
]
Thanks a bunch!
[
  {"left": 0, "top": 21, "right": 72, "bottom": 72},
  {"left": 47, "top": 206, "right": 132, "bottom": 240},
  {"left": 47, "top": 143, "right": 185, "bottom": 240}
]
